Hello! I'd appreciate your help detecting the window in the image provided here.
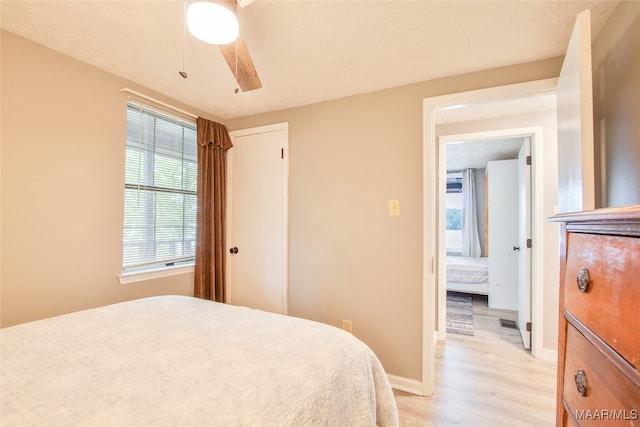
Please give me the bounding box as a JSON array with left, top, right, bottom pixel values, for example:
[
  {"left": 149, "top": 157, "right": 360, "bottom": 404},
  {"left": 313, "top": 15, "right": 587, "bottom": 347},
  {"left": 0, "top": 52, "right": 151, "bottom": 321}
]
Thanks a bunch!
[
  {"left": 446, "top": 204, "right": 462, "bottom": 230},
  {"left": 446, "top": 173, "right": 463, "bottom": 254},
  {"left": 122, "top": 102, "right": 197, "bottom": 276}
]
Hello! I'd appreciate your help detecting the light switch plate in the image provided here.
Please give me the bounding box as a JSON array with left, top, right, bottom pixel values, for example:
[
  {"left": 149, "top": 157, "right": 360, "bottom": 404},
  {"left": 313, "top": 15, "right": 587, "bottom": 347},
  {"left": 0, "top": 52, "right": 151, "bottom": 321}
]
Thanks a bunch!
[{"left": 388, "top": 199, "right": 400, "bottom": 216}]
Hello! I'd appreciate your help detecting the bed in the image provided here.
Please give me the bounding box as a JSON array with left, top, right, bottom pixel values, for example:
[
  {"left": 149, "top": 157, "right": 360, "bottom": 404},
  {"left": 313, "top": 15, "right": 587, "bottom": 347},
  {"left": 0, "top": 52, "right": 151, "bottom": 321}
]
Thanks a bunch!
[
  {"left": 446, "top": 255, "right": 489, "bottom": 295},
  {"left": 1, "top": 295, "right": 398, "bottom": 427}
]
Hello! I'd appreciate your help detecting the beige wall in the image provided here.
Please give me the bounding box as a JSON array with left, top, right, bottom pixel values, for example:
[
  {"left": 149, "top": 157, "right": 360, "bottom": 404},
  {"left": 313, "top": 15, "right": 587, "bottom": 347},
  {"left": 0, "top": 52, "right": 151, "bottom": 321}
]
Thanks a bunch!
[
  {"left": 438, "top": 109, "right": 560, "bottom": 357},
  {"left": 226, "top": 58, "right": 562, "bottom": 380},
  {"left": 2, "top": 29, "right": 563, "bottom": 382},
  {"left": 0, "top": 32, "right": 221, "bottom": 327}
]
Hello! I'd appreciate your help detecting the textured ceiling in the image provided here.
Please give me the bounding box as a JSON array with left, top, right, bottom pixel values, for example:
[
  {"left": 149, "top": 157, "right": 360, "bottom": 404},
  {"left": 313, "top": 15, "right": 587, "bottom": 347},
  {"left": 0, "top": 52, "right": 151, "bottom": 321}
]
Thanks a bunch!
[
  {"left": 446, "top": 136, "right": 527, "bottom": 172},
  {"left": 0, "top": 0, "right": 619, "bottom": 120}
]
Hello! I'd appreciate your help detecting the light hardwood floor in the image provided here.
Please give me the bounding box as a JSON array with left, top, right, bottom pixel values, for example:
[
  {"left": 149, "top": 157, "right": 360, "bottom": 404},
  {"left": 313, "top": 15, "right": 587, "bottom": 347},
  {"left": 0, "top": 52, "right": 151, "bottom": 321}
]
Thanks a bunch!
[{"left": 395, "top": 295, "right": 557, "bottom": 426}]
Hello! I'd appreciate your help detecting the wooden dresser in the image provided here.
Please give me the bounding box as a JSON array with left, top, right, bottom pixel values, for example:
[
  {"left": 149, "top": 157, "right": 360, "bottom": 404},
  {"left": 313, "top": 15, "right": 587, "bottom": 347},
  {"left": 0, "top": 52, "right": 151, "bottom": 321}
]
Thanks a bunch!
[{"left": 552, "top": 206, "right": 640, "bottom": 426}]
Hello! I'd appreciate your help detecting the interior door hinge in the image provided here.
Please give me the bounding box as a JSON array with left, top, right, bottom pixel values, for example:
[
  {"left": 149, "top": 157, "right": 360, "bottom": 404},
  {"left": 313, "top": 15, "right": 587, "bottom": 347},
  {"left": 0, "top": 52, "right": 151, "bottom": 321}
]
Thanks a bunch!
[
  {"left": 526, "top": 322, "right": 532, "bottom": 332},
  {"left": 526, "top": 155, "right": 532, "bottom": 166},
  {"left": 281, "top": 148, "right": 284, "bottom": 159},
  {"left": 526, "top": 238, "right": 533, "bottom": 248}
]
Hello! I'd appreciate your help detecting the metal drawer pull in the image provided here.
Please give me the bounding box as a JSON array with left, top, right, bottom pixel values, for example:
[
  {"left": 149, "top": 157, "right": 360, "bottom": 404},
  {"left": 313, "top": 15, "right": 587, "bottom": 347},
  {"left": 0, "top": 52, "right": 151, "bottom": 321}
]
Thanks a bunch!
[
  {"left": 576, "top": 267, "right": 591, "bottom": 292},
  {"left": 574, "top": 368, "right": 588, "bottom": 396}
]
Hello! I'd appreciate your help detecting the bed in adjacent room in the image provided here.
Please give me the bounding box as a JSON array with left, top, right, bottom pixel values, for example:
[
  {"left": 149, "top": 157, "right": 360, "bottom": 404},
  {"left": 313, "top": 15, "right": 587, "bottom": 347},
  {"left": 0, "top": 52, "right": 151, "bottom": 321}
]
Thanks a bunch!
[
  {"left": 446, "top": 255, "right": 489, "bottom": 295},
  {"left": 1, "top": 295, "right": 398, "bottom": 427}
]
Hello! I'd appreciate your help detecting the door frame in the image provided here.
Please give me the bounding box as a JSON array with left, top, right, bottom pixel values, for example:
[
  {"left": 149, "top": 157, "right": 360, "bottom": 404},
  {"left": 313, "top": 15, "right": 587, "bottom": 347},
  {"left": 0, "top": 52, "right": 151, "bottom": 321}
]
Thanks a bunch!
[
  {"left": 422, "top": 78, "right": 557, "bottom": 396},
  {"left": 438, "top": 129, "right": 538, "bottom": 347},
  {"left": 226, "top": 122, "right": 290, "bottom": 313}
]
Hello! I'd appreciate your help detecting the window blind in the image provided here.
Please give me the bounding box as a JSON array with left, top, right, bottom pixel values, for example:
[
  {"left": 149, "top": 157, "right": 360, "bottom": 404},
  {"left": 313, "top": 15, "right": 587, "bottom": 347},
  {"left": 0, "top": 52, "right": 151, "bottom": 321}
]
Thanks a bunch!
[{"left": 123, "top": 102, "right": 197, "bottom": 271}]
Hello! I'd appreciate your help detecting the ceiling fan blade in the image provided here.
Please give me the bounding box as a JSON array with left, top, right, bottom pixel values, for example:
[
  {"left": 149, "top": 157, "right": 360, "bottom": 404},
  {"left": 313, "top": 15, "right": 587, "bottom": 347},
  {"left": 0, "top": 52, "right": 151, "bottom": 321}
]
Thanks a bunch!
[{"left": 219, "top": 34, "right": 262, "bottom": 92}]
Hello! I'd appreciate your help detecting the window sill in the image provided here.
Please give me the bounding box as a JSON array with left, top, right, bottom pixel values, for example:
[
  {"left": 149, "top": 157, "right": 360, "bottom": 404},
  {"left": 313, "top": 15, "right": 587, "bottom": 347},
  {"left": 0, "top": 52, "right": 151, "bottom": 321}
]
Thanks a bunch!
[{"left": 119, "top": 264, "right": 194, "bottom": 285}]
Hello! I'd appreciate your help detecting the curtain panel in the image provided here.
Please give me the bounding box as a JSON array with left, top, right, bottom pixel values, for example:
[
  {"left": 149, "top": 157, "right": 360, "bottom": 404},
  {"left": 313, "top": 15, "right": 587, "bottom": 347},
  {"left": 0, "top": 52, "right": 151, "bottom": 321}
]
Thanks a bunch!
[
  {"left": 194, "top": 118, "right": 233, "bottom": 303},
  {"left": 461, "top": 168, "right": 482, "bottom": 257}
]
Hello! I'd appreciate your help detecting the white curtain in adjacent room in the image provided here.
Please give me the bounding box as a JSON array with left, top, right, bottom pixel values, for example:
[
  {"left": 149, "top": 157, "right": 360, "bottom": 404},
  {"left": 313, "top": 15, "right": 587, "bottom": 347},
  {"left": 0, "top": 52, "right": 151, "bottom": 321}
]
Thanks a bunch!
[{"left": 462, "top": 169, "right": 482, "bottom": 257}]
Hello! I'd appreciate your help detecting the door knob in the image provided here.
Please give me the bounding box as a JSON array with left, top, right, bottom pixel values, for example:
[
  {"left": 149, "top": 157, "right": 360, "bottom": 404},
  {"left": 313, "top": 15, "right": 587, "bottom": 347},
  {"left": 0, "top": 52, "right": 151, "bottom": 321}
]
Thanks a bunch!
[
  {"left": 513, "top": 246, "right": 520, "bottom": 251},
  {"left": 229, "top": 247, "right": 239, "bottom": 254}
]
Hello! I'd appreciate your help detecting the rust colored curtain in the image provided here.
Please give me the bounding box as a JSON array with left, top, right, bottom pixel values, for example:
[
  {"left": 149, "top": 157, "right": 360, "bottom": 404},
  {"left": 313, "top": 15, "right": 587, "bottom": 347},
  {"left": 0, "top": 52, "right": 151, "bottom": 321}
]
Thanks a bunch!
[{"left": 194, "top": 118, "right": 233, "bottom": 302}]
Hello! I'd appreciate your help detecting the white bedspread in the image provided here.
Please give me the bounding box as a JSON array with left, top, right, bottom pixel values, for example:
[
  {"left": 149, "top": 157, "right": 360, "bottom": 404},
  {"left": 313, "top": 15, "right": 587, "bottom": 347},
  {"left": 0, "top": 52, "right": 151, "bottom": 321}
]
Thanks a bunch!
[
  {"left": 1, "top": 296, "right": 398, "bottom": 427},
  {"left": 446, "top": 256, "right": 489, "bottom": 285}
]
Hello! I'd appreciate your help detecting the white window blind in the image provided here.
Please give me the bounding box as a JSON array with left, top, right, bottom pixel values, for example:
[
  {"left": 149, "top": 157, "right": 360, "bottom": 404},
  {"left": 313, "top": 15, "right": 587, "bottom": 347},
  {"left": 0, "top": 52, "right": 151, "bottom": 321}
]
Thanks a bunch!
[{"left": 123, "top": 102, "right": 197, "bottom": 272}]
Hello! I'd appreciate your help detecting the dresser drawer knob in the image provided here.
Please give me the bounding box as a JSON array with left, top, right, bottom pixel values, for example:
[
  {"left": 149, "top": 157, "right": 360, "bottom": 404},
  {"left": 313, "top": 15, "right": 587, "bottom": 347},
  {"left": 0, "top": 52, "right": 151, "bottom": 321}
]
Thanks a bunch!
[
  {"left": 576, "top": 268, "right": 591, "bottom": 292},
  {"left": 574, "top": 368, "right": 588, "bottom": 396}
]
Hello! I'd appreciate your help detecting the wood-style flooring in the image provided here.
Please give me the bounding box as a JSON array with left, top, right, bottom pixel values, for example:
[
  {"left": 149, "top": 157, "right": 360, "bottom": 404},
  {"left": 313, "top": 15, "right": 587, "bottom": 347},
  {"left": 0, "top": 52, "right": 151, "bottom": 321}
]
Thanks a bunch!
[{"left": 394, "top": 295, "right": 557, "bottom": 426}]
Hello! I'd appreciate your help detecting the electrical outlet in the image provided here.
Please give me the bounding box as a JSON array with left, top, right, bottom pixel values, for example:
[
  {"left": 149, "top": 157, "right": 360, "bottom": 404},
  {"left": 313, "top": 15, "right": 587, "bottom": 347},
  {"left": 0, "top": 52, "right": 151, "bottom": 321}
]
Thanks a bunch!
[{"left": 342, "top": 320, "right": 353, "bottom": 334}]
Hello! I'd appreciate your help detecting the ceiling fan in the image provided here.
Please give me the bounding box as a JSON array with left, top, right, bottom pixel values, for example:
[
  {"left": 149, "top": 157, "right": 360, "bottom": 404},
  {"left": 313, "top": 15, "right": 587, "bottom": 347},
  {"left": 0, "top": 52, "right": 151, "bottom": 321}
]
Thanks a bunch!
[{"left": 186, "top": 0, "right": 262, "bottom": 92}]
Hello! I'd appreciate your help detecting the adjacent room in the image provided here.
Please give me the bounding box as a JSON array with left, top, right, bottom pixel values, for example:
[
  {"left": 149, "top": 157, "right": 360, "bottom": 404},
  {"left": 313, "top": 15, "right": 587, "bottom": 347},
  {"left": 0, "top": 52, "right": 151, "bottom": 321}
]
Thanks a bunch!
[{"left": 2, "top": 1, "right": 638, "bottom": 426}]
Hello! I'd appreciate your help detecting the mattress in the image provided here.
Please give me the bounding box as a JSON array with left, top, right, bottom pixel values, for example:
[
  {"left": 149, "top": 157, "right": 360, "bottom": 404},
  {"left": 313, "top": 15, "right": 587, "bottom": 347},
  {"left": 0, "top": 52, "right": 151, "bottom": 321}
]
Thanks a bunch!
[
  {"left": 1, "top": 295, "right": 398, "bottom": 426},
  {"left": 446, "top": 256, "right": 489, "bottom": 294}
]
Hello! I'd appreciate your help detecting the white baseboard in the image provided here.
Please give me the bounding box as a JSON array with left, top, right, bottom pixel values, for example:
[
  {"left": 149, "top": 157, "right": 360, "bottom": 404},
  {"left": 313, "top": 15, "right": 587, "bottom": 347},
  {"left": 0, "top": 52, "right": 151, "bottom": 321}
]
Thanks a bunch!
[
  {"left": 542, "top": 349, "right": 558, "bottom": 363},
  {"left": 387, "top": 374, "right": 423, "bottom": 396}
]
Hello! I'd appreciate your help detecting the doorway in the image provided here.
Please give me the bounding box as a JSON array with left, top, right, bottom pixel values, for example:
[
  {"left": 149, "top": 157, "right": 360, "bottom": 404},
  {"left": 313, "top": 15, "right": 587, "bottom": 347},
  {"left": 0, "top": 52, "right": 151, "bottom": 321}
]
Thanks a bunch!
[
  {"left": 439, "top": 130, "right": 535, "bottom": 352},
  {"left": 226, "top": 122, "right": 289, "bottom": 315},
  {"left": 422, "top": 78, "right": 559, "bottom": 396}
]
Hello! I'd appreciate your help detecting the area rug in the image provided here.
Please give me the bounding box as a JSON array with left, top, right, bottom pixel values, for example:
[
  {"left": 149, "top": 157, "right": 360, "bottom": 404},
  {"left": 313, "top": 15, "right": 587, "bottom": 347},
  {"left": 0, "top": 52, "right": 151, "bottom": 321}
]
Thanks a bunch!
[{"left": 446, "top": 291, "right": 474, "bottom": 336}]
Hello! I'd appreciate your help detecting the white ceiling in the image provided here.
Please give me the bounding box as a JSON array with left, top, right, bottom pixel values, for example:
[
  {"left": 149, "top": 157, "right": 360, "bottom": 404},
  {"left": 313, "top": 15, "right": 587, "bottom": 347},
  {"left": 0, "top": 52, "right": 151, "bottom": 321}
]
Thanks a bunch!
[
  {"left": 0, "top": 0, "right": 619, "bottom": 121},
  {"left": 446, "top": 136, "right": 527, "bottom": 172},
  {"left": 436, "top": 93, "right": 557, "bottom": 125}
]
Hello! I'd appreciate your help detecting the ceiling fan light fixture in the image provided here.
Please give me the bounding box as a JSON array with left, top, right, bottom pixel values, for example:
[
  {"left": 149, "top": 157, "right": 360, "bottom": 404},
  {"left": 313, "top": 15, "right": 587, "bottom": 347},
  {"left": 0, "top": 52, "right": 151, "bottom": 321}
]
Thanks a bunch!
[{"left": 187, "top": 2, "right": 239, "bottom": 45}]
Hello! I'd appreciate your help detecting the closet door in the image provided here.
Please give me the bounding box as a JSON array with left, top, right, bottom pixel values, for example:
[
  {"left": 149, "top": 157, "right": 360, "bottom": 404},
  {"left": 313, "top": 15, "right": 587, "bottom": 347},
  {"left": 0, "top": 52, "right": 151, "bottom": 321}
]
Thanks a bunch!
[
  {"left": 487, "top": 159, "right": 519, "bottom": 311},
  {"left": 227, "top": 123, "right": 289, "bottom": 315}
]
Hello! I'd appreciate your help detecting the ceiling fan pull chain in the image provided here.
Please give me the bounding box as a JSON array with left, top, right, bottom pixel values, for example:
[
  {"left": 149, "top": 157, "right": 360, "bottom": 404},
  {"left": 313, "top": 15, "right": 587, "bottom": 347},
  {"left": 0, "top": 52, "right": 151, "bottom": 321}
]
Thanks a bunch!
[
  {"left": 234, "top": 2, "right": 240, "bottom": 93},
  {"left": 179, "top": 0, "right": 188, "bottom": 79}
]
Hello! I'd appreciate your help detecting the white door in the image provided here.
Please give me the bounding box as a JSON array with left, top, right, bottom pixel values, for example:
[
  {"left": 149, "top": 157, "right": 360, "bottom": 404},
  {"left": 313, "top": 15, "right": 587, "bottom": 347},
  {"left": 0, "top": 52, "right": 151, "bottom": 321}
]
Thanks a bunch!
[
  {"left": 517, "top": 138, "right": 532, "bottom": 349},
  {"left": 557, "top": 9, "right": 595, "bottom": 213},
  {"left": 487, "top": 159, "right": 519, "bottom": 311},
  {"left": 227, "top": 123, "right": 289, "bottom": 314}
]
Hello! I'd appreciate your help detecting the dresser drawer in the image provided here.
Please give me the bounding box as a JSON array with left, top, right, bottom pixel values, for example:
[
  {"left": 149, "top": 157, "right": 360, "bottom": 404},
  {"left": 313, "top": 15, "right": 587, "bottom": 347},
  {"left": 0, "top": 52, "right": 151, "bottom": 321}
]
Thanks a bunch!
[
  {"left": 563, "top": 325, "right": 640, "bottom": 426},
  {"left": 564, "top": 232, "right": 640, "bottom": 368}
]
